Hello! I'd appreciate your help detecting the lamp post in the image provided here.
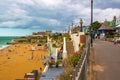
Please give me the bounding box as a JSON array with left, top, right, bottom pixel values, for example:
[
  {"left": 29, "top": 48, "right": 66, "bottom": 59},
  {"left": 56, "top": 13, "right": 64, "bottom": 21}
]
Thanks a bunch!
[
  {"left": 79, "top": 19, "right": 83, "bottom": 32},
  {"left": 90, "top": 0, "right": 93, "bottom": 47}
]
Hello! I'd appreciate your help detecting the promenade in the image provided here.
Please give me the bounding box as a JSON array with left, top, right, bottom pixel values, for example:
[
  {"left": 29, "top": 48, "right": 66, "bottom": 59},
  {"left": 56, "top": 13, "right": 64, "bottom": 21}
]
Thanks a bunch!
[{"left": 93, "top": 39, "right": 120, "bottom": 80}]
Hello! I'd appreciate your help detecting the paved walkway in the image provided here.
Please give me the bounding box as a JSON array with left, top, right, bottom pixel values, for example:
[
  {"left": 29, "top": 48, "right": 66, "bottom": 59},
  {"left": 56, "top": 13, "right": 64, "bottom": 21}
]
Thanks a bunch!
[
  {"left": 40, "top": 67, "right": 63, "bottom": 80},
  {"left": 93, "top": 39, "right": 120, "bottom": 80}
]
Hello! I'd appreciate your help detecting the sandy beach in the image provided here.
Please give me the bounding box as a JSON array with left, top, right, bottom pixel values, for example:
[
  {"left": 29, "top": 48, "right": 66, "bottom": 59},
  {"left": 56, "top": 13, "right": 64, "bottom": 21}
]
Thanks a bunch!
[{"left": 0, "top": 44, "right": 48, "bottom": 80}]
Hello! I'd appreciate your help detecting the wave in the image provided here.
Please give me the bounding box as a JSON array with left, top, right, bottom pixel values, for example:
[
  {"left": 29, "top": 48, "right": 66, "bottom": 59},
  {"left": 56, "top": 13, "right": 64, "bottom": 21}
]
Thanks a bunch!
[{"left": 0, "top": 45, "right": 10, "bottom": 50}]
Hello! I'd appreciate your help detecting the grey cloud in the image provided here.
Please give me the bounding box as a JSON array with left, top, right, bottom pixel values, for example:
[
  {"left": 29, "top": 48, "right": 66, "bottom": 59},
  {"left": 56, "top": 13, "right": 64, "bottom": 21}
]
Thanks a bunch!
[
  {"left": 94, "top": 0, "right": 120, "bottom": 9},
  {"left": 0, "top": 0, "right": 120, "bottom": 32}
]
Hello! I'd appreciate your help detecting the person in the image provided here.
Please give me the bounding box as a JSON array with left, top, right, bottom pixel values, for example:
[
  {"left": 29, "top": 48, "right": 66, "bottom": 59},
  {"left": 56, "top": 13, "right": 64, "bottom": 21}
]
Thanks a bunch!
[
  {"left": 31, "top": 51, "right": 34, "bottom": 59},
  {"left": 95, "top": 34, "right": 97, "bottom": 39},
  {"left": 100, "top": 33, "right": 105, "bottom": 39},
  {"left": 96, "top": 32, "right": 100, "bottom": 39},
  {"left": 91, "top": 31, "right": 95, "bottom": 40},
  {"left": 40, "top": 67, "right": 42, "bottom": 71}
]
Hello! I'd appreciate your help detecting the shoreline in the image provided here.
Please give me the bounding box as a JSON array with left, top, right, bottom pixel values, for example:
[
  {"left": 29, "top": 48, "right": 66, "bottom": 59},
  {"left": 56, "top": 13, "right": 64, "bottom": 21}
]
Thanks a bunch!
[{"left": 0, "top": 44, "right": 11, "bottom": 50}]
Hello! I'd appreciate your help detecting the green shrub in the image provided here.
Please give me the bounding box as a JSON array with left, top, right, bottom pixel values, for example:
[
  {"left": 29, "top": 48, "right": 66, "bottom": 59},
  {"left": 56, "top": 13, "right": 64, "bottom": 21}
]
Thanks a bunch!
[
  {"left": 105, "top": 35, "right": 114, "bottom": 38},
  {"left": 55, "top": 61, "right": 59, "bottom": 67},
  {"left": 58, "top": 53, "right": 81, "bottom": 80},
  {"left": 69, "top": 54, "right": 81, "bottom": 67},
  {"left": 52, "top": 43, "right": 57, "bottom": 47},
  {"left": 80, "top": 43, "right": 86, "bottom": 49},
  {"left": 85, "top": 32, "right": 89, "bottom": 35},
  {"left": 48, "top": 61, "right": 55, "bottom": 67}
]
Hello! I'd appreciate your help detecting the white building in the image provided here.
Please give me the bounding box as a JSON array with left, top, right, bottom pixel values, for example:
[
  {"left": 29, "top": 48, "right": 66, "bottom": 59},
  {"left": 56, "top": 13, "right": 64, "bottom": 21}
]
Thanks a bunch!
[
  {"left": 71, "top": 32, "right": 85, "bottom": 52},
  {"left": 116, "top": 16, "right": 120, "bottom": 34},
  {"left": 116, "top": 16, "right": 120, "bottom": 26}
]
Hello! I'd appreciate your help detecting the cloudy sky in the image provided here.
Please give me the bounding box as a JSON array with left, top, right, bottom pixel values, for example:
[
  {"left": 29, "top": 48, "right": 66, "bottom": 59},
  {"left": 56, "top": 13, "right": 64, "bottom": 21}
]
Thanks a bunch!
[{"left": 0, "top": 0, "right": 120, "bottom": 36}]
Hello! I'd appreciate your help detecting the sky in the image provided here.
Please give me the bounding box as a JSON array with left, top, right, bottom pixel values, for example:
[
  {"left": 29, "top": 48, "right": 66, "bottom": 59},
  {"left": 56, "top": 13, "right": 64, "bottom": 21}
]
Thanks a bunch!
[{"left": 0, "top": 0, "right": 120, "bottom": 36}]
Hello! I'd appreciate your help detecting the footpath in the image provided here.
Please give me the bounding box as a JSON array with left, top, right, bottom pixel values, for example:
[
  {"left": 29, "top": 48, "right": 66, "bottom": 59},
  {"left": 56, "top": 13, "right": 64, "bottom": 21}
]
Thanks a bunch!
[
  {"left": 88, "top": 39, "right": 120, "bottom": 80},
  {"left": 87, "top": 46, "right": 95, "bottom": 80}
]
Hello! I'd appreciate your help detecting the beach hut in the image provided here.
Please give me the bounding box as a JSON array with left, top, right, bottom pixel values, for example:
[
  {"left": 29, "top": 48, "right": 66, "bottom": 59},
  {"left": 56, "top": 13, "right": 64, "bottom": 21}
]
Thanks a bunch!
[
  {"left": 98, "top": 22, "right": 114, "bottom": 33},
  {"left": 98, "top": 21, "right": 114, "bottom": 39}
]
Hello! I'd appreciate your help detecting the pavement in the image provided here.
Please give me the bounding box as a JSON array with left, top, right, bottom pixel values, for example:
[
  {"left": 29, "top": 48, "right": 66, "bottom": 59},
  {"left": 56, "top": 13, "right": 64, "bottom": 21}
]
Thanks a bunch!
[
  {"left": 91, "top": 39, "right": 120, "bottom": 80},
  {"left": 40, "top": 67, "right": 63, "bottom": 80},
  {"left": 87, "top": 45, "right": 95, "bottom": 80}
]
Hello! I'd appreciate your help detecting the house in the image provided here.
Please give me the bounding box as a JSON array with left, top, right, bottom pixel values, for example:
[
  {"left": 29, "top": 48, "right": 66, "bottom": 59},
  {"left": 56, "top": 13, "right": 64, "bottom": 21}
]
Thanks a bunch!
[
  {"left": 32, "top": 31, "right": 52, "bottom": 37},
  {"left": 32, "top": 32, "right": 46, "bottom": 37},
  {"left": 82, "top": 26, "right": 89, "bottom": 33}
]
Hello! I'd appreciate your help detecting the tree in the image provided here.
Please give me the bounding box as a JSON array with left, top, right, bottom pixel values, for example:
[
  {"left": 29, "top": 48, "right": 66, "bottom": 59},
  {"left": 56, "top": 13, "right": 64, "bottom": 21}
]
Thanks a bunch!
[
  {"left": 112, "top": 16, "right": 116, "bottom": 27},
  {"left": 91, "top": 21, "right": 101, "bottom": 33},
  {"left": 52, "top": 32, "right": 62, "bottom": 40}
]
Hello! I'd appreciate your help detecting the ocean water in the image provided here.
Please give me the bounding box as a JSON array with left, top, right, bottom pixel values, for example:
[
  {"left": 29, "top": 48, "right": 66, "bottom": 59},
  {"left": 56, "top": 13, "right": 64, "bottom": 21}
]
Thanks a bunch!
[{"left": 0, "top": 36, "right": 17, "bottom": 50}]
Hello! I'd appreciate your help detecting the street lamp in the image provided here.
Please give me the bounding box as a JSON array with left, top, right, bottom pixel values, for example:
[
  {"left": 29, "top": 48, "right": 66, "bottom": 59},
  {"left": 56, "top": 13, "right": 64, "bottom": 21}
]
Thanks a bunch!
[
  {"left": 90, "top": 0, "right": 93, "bottom": 47},
  {"left": 79, "top": 19, "right": 83, "bottom": 32}
]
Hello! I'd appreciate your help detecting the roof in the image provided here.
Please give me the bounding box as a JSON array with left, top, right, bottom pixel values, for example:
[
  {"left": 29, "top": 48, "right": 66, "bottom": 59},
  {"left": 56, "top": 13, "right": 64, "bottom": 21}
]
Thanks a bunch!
[
  {"left": 98, "top": 21, "right": 113, "bottom": 30},
  {"left": 116, "top": 24, "right": 120, "bottom": 28}
]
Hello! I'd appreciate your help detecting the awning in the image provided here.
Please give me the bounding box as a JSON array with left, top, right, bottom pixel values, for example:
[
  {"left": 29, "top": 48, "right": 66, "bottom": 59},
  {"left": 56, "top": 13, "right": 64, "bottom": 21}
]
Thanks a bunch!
[{"left": 116, "top": 24, "right": 120, "bottom": 28}]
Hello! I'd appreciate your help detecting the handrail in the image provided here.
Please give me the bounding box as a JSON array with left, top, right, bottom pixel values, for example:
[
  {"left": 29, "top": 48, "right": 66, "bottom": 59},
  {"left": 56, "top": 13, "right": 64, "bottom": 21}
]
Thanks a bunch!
[{"left": 70, "top": 35, "right": 91, "bottom": 80}]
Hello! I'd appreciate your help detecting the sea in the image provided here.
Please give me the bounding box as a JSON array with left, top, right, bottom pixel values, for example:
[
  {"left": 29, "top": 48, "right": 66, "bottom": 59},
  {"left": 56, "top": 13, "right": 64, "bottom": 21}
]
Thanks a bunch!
[{"left": 0, "top": 36, "right": 18, "bottom": 50}]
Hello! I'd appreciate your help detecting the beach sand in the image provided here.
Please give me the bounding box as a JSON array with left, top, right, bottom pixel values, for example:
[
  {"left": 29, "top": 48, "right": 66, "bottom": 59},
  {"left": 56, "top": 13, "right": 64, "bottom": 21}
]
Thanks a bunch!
[{"left": 0, "top": 44, "right": 48, "bottom": 80}]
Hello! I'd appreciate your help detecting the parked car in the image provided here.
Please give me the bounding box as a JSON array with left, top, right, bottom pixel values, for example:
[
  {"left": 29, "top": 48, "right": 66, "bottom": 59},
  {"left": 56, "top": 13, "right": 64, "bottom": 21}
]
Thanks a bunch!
[{"left": 114, "top": 37, "right": 120, "bottom": 44}]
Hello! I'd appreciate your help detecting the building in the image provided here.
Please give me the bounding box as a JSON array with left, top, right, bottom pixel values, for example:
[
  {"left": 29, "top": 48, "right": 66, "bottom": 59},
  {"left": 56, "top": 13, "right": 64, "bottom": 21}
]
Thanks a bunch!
[
  {"left": 116, "top": 16, "right": 120, "bottom": 34},
  {"left": 116, "top": 16, "right": 120, "bottom": 26},
  {"left": 32, "top": 31, "right": 52, "bottom": 37},
  {"left": 98, "top": 21, "right": 114, "bottom": 39},
  {"left": 82, "top": 26, "right": 89, "bottom": 33},
  {"left": 46, "top": 31, "right": 52, "bottom": 36},
  {"left": 98, "top": 21, "right": 113, "bottom": 33}
]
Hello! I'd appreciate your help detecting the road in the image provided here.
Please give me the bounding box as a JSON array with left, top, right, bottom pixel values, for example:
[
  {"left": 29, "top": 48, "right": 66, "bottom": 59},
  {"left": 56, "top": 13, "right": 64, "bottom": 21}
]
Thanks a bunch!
[{"left": 93, "top": 39, "right": 120, "bottom": 80}]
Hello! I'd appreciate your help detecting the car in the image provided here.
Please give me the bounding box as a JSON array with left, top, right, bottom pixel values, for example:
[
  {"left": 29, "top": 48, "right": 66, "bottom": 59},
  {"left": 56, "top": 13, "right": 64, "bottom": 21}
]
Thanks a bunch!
[{"left": 114, "top": 37, "right": 120, "bottom": 44}]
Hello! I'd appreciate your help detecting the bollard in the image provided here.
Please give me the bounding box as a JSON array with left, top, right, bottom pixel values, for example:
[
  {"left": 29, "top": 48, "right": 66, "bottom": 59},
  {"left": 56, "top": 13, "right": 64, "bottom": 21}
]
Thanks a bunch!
[
  {"left": 78, "top": 61, "right": 81, "bottom": 68},
  {"left": 76, "top": 65, "right": 78, "bottom": 76},
  {"left": 73, "top": 69, "right": 76, "bottom": 80},
  {"left": 70, "top": 74, "right": 73, "bottom": 80}
]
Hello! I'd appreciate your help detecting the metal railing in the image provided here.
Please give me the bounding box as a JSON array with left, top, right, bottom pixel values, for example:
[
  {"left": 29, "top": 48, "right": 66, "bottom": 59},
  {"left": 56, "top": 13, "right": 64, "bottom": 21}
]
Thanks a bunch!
[{"left": 70, "top": 35, "right": 91, "bottom": 80}]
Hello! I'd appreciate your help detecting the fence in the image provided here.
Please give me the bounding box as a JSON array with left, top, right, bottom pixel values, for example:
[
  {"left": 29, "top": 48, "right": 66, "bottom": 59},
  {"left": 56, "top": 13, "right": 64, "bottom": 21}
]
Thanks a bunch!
[{"left": 70, "top": 35, "right": 91, "bottom": 80}]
